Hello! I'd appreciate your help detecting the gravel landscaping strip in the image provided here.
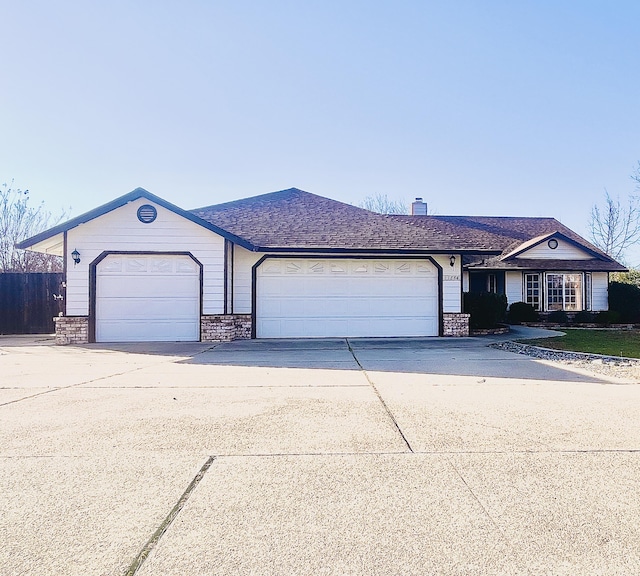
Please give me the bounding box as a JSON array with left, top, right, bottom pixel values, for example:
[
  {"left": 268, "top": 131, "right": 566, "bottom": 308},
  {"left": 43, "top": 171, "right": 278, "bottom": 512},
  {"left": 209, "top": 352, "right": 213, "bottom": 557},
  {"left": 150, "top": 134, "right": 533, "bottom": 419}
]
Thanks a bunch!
[{"left": 491, "top": 341, "right": 640, "bottom": 382}]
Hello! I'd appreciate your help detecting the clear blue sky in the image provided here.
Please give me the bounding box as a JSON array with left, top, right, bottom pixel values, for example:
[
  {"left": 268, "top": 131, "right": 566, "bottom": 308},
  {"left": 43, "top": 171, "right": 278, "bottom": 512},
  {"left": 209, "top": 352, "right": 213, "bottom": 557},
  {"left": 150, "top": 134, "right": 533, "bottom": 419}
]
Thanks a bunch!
[{"left": 3, "top": 1, "right": 640, "bottom": 262}]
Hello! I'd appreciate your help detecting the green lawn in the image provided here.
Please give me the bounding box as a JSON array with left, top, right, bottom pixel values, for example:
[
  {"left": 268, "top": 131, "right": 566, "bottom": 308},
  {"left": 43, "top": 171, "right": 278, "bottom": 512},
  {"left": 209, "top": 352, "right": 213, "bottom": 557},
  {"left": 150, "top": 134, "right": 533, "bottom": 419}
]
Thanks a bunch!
[{"left": 521, "top": 329, "right": 640, "bottom": 358}]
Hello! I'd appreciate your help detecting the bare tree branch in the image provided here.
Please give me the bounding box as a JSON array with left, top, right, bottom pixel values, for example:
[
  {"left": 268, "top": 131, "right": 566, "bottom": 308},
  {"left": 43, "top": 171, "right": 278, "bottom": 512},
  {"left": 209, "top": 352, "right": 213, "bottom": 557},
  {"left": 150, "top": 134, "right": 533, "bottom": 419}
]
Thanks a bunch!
[
  {"left": 359, "top": 193, "right": 407, "bottom": 215},
  {"left": 0, "top": 180, "right": 69, "bottom": 272},
  {"left": 589, "top": 187, "right": 640, "bottom": 263},
  {"left": 631, "top": 161, "right": 640, "bottom": 188}
]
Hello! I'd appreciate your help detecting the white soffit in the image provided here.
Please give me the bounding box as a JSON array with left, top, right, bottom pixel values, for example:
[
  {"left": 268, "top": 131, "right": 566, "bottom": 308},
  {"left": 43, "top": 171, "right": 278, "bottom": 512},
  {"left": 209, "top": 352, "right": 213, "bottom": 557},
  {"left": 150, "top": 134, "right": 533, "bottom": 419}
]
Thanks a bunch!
[{"left": 28, "top": 234, "right": 64, "bottom": 257}]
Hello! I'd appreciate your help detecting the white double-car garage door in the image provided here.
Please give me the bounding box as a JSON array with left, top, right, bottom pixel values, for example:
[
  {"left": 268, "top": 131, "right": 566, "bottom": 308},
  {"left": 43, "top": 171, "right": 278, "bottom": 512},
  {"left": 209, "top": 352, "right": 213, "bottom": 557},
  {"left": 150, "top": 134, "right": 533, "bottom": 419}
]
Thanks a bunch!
[
  {"left": 256, "top": 258, "right": 439, "bottom": 338},
  {"left": 95, "top": 254, "right": 200, "bottom": 342}
]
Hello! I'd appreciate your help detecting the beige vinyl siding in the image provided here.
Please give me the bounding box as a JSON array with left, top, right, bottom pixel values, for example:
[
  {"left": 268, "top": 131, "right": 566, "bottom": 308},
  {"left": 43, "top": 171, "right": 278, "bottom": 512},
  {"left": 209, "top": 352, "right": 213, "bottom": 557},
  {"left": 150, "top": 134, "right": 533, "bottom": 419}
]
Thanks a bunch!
[
  {"left": 433, "top": 254, "right": 461, "bottom": 313},
  {"left": 232, "top": 246, "right": 262, "bottom": 314},
  {"left": 505, "top": 271, "right": 523, "bottom": 305},
  {"left": 65, "top": 198, "right": 225, "bottom": 316},
  {"left": 591, "top": 272, "right": 609, "bottom": 311},
  {"left": 518, "top": 239, "right": 594, "bottom": 260}
]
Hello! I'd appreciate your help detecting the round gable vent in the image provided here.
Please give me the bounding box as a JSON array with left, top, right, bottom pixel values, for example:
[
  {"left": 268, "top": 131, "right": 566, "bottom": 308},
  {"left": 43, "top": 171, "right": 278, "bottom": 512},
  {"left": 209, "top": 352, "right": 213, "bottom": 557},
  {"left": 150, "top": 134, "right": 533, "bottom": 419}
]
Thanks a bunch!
[{"left": 137, "top": 204, "right": 157, "bottom": 224}]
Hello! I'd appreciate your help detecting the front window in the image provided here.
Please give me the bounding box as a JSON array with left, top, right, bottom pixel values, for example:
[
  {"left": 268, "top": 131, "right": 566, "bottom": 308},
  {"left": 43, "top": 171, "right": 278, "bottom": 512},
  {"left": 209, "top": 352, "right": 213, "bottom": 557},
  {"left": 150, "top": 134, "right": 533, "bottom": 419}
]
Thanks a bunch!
[
  {"left": 546, "top": 273, "right": 582, "bottom": 311},
  {"left": 525, "top": 273, "right": 541, "bottom": 311},
  {"left": 487, "top": 274, "right": 497, "bottom": 293}
]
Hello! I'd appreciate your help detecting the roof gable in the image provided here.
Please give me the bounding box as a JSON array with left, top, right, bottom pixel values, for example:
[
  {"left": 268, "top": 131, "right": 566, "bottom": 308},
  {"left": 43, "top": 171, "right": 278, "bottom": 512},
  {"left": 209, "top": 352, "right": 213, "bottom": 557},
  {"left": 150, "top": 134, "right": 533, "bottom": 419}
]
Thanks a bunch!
[
  {"left": 502, "top": 231, "right": 604, "bottom": 260},
  {"left": 16, "top": 187, "right": 252, "bottom": 250}
]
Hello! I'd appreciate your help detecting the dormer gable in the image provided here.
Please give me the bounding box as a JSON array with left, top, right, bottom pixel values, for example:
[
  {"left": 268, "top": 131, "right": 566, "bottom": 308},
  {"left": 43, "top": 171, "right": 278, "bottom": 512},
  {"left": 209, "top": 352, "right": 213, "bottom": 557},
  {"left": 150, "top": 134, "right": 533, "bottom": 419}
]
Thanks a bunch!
[{"left": 502, "top": 232, "right": 607, "bottom": 261}]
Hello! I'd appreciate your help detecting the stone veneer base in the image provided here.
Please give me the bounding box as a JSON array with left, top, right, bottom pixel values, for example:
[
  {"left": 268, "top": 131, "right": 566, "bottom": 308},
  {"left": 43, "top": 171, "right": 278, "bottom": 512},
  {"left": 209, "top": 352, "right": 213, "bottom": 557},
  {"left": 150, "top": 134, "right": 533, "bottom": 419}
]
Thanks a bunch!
[
  {"left": 54, "top": 316, "right": 89, "bottom": 345},
  {"left": 443, "top": 313, "right": 471, "bottom": 337},
  {"left": 201, "top": 314, "right": 252, "bottom": 342}
]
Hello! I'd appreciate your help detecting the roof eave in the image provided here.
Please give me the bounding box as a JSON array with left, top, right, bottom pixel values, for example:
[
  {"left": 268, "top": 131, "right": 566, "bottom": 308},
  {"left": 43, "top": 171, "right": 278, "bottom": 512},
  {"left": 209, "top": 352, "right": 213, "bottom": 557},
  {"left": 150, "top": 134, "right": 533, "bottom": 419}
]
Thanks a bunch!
[
  {"left": 465, "top": 262, "right": 627, "bottom": 272},
  {"left": 249, "top": 246, "right": 504, "bottom": 254}
]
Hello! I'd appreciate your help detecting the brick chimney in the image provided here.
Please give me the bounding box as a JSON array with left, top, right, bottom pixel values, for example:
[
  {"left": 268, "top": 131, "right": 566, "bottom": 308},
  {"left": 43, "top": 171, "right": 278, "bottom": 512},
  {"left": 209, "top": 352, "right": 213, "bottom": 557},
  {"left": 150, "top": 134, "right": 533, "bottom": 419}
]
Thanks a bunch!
[{"left": 411, "top": 197, "right": 427, "bottom": 216}]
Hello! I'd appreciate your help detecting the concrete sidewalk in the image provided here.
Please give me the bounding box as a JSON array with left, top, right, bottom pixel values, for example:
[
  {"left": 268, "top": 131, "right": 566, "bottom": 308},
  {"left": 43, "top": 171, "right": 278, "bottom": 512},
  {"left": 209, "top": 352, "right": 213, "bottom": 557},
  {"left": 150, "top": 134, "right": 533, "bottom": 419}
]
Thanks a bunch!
[{"left": 1, "top": 334, "right": 639, "bottom": 575}]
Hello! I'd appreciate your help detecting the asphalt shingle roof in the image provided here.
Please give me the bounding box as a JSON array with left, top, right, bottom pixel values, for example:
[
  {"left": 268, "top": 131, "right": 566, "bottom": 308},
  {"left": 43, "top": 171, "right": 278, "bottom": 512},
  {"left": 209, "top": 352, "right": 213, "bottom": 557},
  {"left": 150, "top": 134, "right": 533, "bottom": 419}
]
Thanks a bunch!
[
  {"left": 392, "top": 214, "right": 614, "bottom": 257},
  {"left": 191, "top": 188, "right": 622, "bottom": 266},
  {"left": 191, "top": 188, "right": 446, "bottom": 251}
]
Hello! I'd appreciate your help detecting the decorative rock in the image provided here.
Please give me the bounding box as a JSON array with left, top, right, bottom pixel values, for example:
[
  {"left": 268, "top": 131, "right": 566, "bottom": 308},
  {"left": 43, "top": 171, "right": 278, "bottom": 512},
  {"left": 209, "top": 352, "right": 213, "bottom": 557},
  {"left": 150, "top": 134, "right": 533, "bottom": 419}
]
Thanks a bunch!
[{"left": 490, "top": 341, "right": 640, "bottom": 381}]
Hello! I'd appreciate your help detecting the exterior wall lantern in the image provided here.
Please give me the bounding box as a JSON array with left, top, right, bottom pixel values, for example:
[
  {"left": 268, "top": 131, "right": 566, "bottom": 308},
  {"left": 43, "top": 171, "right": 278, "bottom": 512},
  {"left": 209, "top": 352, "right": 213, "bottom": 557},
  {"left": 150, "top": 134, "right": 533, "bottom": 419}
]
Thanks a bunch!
[
  {"left": 71, "top": 249, "right": 81, "bottom": 265},
  {"left": 449, "top": 255, "right": 456, "bottom": 267}
]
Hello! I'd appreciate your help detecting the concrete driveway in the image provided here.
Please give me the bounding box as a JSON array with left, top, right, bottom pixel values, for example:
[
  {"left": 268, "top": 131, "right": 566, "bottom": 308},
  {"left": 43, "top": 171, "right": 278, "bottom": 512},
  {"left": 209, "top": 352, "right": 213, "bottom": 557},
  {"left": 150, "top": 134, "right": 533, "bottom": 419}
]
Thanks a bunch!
[{"left": 1, "top": 329, "right": 639, "bottom": 575}]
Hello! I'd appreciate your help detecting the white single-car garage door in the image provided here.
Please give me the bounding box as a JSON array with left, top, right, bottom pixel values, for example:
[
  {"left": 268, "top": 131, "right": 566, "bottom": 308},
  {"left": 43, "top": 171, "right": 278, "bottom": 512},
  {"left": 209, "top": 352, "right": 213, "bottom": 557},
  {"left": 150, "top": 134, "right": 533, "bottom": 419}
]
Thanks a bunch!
[
  {"left": 96, "top": 254, "right": 200, "bottom": 342},
  {"left": 256, "top": 258, "right": 439, "bottom": 338}
]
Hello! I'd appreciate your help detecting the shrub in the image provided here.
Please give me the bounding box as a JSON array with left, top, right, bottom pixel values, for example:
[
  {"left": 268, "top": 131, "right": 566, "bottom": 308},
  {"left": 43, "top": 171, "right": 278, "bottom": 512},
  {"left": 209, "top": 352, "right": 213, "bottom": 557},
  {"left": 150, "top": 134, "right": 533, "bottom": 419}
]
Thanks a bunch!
[
  {"left": 595, "top": 310, "right": 621, "bottom": 325},
  {"left": 507, "top": 301, "right": 539, "bottom": 324},
  {"left": 463, "top": 292, "right": 508, "bottom": 329},
  {"left": 573, "top": 310, "right": 595, "bottom": 323},
  {"left": 547, "top": 310, "right": 569, "bottom": 324},
  {"left": 608, "top": 281, "right": 640, "bottom": 323}
]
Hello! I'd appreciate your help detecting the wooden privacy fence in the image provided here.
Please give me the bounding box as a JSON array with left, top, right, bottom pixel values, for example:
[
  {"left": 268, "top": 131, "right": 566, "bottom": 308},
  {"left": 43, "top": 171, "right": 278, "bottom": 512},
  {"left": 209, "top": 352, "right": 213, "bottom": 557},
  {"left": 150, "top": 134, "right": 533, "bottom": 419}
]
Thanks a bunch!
[{"left": 0, "top": 273, "right": 64, "bottom": 334}]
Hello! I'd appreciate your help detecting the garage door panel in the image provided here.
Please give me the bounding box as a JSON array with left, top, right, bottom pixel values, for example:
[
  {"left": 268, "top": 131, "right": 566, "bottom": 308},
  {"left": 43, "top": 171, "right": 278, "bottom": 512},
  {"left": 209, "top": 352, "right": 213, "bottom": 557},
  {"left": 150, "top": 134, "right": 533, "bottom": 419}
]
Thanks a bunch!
[
  {"left": 310, "top": 277, "right": 347, "bottom": 296},
  {"left": 96, "top": 254, "right": 200, "bottom": 342},
  {"left": 279, "top": 319, "right": 307, "bottom": 336},
  {"left": 259, "top": 319, "right": 283, "bottom": 336},
  {"left": 286, "top": 298, "right": 316, "bottom": 316},
  {"left": 365, "top": 278, "right": 394, "bottom": 295},
  {"left": 339, "top": 298, "right": 369, "bottom": 316},
  {"left": 259, "top": 277, "right": 283, "bottom": 296},
  {"left": 257, "top": 258, "right": 439, "bottom": 338},
  {"left": 387, "top": 295, "right": 438, "bottom": 315},
  {"left": 322, "top": 319, "right": 349, "bottom": 337},
  {"left": 98, "top": 297, "right": 199, "bottom": 320},
  {"left": 97, "top": 275, "right": 198, "bottom": 298},
  {"left": 98, "top": 320, "right": 198, "bottom": 343},
  {"left": 260, "top": 300, "right": 283, "bottom": 316}
]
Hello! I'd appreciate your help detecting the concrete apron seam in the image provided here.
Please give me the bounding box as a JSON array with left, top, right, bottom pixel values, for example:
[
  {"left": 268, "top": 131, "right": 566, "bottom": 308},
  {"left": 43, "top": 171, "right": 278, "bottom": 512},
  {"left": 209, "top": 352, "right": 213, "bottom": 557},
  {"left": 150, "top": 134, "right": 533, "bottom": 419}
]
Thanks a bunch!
[
  {"left": 216, "top": 450, "right": 412, "bottom": 458},
  {"left": 125, "top": 455, "right": 216, "bottom": 576},
  {"left": 174, "top": 448, "right": 640, "bottom": 460},
  {"left": 445, "top": 457, "right": 508, "bottom": 541},
  {"left": 445, "top": 457, "right": 536, "bottom": 575},
  {"left": 0, "top": 344, "right": 222, "bottom": 407},
  {"left": 346, "top": 338, "right": 414, "bottom": 453},
  {"left": 0, "top": 363, "right": 171, "bottom": 408}
]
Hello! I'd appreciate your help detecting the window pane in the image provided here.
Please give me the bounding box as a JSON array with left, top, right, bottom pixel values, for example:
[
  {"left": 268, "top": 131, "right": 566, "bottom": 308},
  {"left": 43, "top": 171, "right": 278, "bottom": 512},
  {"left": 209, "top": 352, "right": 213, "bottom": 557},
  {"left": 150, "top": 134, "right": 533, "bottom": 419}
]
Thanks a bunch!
[
  {"left": 564, "top": 274, "right": 582, "bottom": 311},
  {"left": 546, "top": 273, "right": 583, "bottom": 311},
  {"left": 547, "top": 274, "right": 564, "bottom": 310},
  {"left": 525, "top": 274, "right": 541, "bottom": 310}
]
